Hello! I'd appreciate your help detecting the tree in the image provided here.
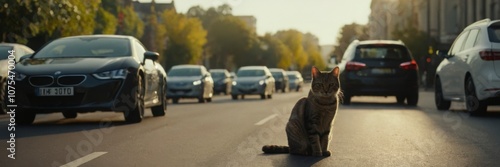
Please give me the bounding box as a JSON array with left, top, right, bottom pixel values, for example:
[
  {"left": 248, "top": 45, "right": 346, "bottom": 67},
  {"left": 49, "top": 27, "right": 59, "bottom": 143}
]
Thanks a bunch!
[
  {"left": 186, "top": 4, "right": 232, "bottom": 29},
  {"left": 260, "top": 34, "right": 292, "bottom": 69},
  {"left": 161, "top": 9, "right": 207, "bottom": 69},
  {"left": 303, "top": 33, "right": 326, "bottom": 70},
  {"left": 207, "top": 15, "right": 256, "bottom": 69},
  {"left": 117, "top": 5, "right": 144, "bottom": 39},
  {"left": 275, "top": 30, "right": 308, "bottom": 71},
  {"left": 0, "top": 0, "right": 100, "bottom": 49},
  {"left": 94, "top": 6, "right": 118, "bottom": 34},
  {"left": 332, "top": 23, "right": 369, "bottom": 62}
]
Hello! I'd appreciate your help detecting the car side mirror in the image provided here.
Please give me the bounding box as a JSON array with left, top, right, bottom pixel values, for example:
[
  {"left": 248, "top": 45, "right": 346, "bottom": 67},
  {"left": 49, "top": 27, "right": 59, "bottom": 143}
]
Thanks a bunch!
[
  {"left": 18, "top": 54, "right": 32, "bottom": 62},
  {"left": 436, "top": 50, "right": 449, "bottom": 59},
  {"left": 266, "top": 75, "right": 271, "bottom": 79},
  {"left": 144, "top": 51, "right": 159, "bottom": 61}
]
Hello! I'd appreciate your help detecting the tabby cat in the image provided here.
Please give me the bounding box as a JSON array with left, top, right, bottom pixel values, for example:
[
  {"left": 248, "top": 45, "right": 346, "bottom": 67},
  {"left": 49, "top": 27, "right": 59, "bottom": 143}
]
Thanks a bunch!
[{"left": 262, "top": 66, "right": 340, "bottom": 156}]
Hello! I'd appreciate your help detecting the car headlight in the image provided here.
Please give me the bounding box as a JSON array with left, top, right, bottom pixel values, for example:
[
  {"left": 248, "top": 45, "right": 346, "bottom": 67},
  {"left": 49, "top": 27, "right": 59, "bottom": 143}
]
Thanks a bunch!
[
  {"left": 232, "top": 81, "right": 237, "bottom": 85},
  {"left": 259, "top": 80, "right": 265, "bottom": 85},
  {"left": 15, "top": 72, "right": 26, "bottom": 81},
  {"left": 193, "top": 80, "right": 202, "bottom": 85},
  {"left": 93, "top": 69, "right": 128, "bottom": 79}
]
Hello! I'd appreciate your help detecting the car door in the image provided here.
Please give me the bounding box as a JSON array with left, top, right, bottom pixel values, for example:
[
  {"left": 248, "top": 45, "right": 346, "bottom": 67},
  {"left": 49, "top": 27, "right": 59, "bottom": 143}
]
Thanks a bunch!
[
  {"left": 133, "top": 41, "right": 158, "bottom": 103},
  {"left": 457, "top": 28, "right": 481, "bottom": 98},
  {"left": 440, "top": 30, "right": 469, "bottom": 97}
]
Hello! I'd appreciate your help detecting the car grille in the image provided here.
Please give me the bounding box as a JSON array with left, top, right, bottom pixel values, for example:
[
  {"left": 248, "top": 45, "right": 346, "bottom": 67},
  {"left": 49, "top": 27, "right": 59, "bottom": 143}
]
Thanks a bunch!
[
  {"left": 57, "top": 75, "right": 86, "bottom": 86},
  {"left": 170, "top": 88, "right": 192, "bottom": 93},
  {"left": 29, "top": 76, "right": 54, "bottom": 87}
]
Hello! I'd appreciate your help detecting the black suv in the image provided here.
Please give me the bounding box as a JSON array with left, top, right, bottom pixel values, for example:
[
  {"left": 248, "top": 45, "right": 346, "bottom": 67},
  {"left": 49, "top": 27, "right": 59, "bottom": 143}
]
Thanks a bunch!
[
  {"left": 269, "top": 68, "right": 289, "bottom": 93},
  {"left": 338, "top": 40, "right": 419, "bottom": 106}
]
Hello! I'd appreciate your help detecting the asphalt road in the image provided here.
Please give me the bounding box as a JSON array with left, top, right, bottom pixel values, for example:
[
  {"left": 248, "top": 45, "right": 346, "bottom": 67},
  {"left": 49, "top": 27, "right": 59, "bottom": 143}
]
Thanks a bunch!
[{"left": 1, "top": 84, "right": 500, "bottom": 167}]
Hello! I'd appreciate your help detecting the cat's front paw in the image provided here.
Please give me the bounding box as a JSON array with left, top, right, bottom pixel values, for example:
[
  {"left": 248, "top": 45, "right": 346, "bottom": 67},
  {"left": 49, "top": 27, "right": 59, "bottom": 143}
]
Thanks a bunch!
[
  {"left": 312, "top": 151, "right": 323, "bottom": 157},
  {"left": 322, "top": 151, "right": 331, "bottom": 157}
]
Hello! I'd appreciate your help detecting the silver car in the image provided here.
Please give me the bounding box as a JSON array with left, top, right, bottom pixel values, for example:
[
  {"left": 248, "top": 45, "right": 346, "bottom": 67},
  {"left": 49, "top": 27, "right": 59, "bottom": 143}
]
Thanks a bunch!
[
  {"left": 1, "top": 43, "right": 34, "bottom": 114},
  {"left": 167, "top": 65, "right": 214, "bottom": 104},
  {"left": 286, "top": 71, "right": 304, "bottom": 92},
  {"left": 231, "top": 66, "right": 275, "bottom": 100}
]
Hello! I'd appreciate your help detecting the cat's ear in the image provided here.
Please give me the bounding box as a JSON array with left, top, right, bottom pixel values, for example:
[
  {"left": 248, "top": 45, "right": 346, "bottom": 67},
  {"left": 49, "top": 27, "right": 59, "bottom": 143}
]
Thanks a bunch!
[
  {"left": 312, "top": 66, "right": 320, "bottom": 79},
  {"left": 331, "top": 67, "right": 339, "bottom": 77}
]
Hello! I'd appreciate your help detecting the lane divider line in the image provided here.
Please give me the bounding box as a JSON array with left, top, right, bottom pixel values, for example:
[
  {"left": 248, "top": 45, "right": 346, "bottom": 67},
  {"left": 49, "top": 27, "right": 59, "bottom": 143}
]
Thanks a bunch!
[
  {"left": 60, "top": 152, "right": 107, "bottom": 167},
  {"left": 255, "top": 114, "right": 278, "bottom": 126}
]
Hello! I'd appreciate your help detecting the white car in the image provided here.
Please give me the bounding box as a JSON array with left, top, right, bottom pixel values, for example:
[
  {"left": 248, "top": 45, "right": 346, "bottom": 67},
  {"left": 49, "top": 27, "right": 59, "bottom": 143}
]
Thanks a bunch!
[{"left": 435, "top": 19, "right": 500, "bottom": 115}]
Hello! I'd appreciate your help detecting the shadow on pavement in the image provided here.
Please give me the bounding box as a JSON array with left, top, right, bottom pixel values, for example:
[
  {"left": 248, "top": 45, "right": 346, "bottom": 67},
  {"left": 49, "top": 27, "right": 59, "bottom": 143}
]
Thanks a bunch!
[
  {"left": 0, "top": 115, "right": 158, "bottom": 139},
  {"left": 341, "top": 101, "right": 421, "bottom": 110},
  {"left": 260, "top": 154, "right": 327, "bottom": 167}
]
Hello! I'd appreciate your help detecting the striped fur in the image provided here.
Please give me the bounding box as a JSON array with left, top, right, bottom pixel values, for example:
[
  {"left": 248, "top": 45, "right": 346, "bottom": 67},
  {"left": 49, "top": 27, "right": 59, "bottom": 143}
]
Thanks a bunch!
[{"left": 262, "top": 66, "right": 340, "bottom": 156}]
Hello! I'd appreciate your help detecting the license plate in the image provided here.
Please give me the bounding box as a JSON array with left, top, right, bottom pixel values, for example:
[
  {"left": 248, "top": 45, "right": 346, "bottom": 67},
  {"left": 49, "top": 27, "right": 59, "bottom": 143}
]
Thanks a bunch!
[
  {"left": 371, "top": 68, "right": 394, "bottom": 74},
  {"left": 37, "top": 87, "right": 74, "bottom": 96}
]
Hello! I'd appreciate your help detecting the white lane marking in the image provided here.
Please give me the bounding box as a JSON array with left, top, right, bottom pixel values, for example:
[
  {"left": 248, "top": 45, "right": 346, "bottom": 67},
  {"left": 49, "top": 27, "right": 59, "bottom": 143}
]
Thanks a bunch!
[
  {"left": 255, "top": 114, "right": 278, "bottom": 126},
  {"left": 60, "top": 152, "right": 107, "bottom": 167}
]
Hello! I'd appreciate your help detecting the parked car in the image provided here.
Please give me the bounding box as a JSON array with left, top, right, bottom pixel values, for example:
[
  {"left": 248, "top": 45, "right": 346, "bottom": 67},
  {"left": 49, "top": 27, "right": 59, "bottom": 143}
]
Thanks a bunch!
[
  {"left": 12, "top": 35, "right": 167, "bottom": 124},
  {"left": 231, "top": 66, "right": 275, "bottom": 100},
  {"left": 338, "top": 40, "right": 419, "bottom": 105},
  {"left": 286, "top": 71, "right": 304, "bottom": 92},
  {"left": 0, "top": 43, "right": 35, "bottom": 114},
  {"left": 209, "top": 69, "right": 232, "bottom": 95},
  {"left": 435, "top": 19, "right": 500, "bottom": 115},
  {"left": 167, "top": 65, "right": 213, "bottom": 104},
  {"left": 269, "top": 68, "right": 289, "bottom": 93}
]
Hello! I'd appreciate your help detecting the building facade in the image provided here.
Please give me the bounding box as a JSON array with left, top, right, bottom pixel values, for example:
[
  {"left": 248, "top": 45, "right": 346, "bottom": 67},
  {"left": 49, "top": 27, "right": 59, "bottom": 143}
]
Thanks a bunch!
[{"left": 369, "top": 0, "right": 500, "bottom": 49}]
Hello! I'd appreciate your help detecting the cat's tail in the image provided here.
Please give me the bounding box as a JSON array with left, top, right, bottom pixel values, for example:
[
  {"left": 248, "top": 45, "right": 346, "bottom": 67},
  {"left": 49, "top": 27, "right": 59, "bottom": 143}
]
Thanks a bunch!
[{"left": 262, "top": 145, "right": 290, "bottom": 154}]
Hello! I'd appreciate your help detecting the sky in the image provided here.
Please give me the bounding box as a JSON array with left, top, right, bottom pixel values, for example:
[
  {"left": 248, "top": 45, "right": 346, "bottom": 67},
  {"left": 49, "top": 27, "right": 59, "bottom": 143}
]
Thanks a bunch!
[{"left": 145, "top": 0, "right": 372, "bottom": 45}]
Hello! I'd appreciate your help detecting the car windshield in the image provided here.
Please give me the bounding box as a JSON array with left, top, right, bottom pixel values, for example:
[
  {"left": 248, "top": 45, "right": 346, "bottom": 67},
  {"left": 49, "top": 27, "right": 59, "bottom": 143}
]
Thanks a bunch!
[
  {"left": 237, "top": 69, "right": 265, "bottom": 77},
  {"left": 168, "top": 68, "right": 201, "bottom": 77},
  {"left": 0, "top": 46, "right": 13, "bottom": 60},
  {"left": 271, "top": 71, "right": 283, "bottom": 78},
  {"left": 287, "top": 74, "right": 297, "bottom": 79},
  {"left": 210, "top": 72, "right": 225, "bottom": 78},
  {"left": 354, "top": 44, "right": 410, "bottom": 60},
  {"left": 489, "top": 26, "right": 500, "bottom": 43},
  {"left": 34, "top": 37, "right": 131, "bottom": 58}
]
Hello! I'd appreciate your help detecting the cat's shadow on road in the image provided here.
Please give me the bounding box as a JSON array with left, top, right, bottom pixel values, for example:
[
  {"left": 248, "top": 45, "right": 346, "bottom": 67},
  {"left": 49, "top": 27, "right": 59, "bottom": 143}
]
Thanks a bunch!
[{"left": 261, "top": 154, "right": 327, "bottom": 167}]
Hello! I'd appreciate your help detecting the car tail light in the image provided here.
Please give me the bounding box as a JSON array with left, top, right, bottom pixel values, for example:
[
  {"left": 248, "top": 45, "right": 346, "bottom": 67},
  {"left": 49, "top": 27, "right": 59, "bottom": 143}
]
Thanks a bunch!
[
  {"left": 400, "top": 59, "right": 418, "bottom": 70},
  {"left": 346, "top": 61, "right": 366, "bottom": 71},
  {"left": 479, "top": 50, "right": 500, "bottom": 61}
]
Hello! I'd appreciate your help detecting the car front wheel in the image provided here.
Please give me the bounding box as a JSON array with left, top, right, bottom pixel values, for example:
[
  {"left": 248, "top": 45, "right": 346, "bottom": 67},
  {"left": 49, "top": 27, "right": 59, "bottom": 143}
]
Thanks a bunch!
[
  {"left": 152, "top": 82, "right": 166, "bottom": 117},
  {"left": 124, "top": 75, "right": 144, "bottom": 123},
  {"left": 435, "top": 78, "right": 451, "bottom": 110},
  {"left": 17, "top": 109, "right": 36, "bottom": 125}
]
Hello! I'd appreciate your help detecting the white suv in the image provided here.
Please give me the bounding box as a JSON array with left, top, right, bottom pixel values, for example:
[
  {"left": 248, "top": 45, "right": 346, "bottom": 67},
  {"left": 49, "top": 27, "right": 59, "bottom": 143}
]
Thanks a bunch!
[{"left": 435, "top": 19, "right": 500, "bottom": 115}]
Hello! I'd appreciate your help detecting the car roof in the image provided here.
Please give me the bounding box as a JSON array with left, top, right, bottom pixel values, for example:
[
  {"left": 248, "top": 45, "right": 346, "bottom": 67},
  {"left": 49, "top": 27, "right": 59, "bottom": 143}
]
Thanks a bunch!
[
  {"left": 60, "top": 34, "right": 134, "bottom": 40},
  {"left": 269, "top": 68, "right": 285, "bottom": 71},
  {"left": 239, "top": 66, "right": 268, "bottom": 70},
  {"left": 0, "top": 43, "right": 27, "bottom": 47},
  {"left": 172, "top": 64, "right": 204, "bottom": 69},
  {"left": 356, "top": 40, "right": 405, "bottom": 46},
  {"left": 464, "top": 19, "right": 500, "bottom": 29}
]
